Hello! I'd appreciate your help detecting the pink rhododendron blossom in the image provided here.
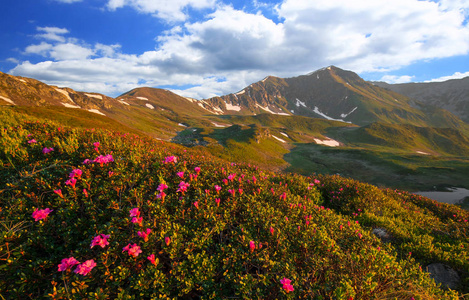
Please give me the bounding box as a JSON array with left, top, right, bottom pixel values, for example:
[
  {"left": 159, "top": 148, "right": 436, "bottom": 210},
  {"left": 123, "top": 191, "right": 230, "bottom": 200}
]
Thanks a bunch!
[
  {"left": 157, "top": 183, "right": 168, "bottom": 192},
  {"left": 27, "top": 139, "right": 37, "bottom": 144},
  {"left": 194, "top": 167, "right": 201, "bottom": 174},
  {"left": 215, "top": 198, "right": 220, "bottom": 207},
  {"left": 132, "top": 216, "right": 143, "bottom": 226},
  {"left": 249, "top": 241, "right": 256, "bottom": 252},
  {"left": 42, "top": 147, "right": 54, "bottom": 154},
  {"left": 129, "top": 207, "right": 140, "bottom": 217},
  {"left": 222, "top": 179, "right": 228, "bottom": 185},
  {"left": 165, "top": 236, "right": 171, "bottom": 246},
  {"left": 32, "top": 208, "right": 53, "bottom": 221},
  {"left": 138, "top": 228, "right": 151, "bottom": 242},
  {"left": 58, "top": 257, "right": 79, "bottom": 272},
  {"left": 82, "top": 159, "right": 92, "bottom": 165},
  {"left": 177, "top": 181, "right": 189, "bottom": 193},
  {"left": 108, "top": 171, "right": 114, "bottom": 177},
  {"left": 177, "top": 171, "right": 184, "bottom": 178},
  {"left": 83, "top": 189, "right": 88, "bottom": 197},
  {"left": 269, "top": 227, "right": 274, "bottom": 235},
  {"left": 164, "top": 156, "right": 177, "bottom": 164},
  {"left": 65, "top": 178, "right": 77, "bottom": 188},
  {"left": 74, "top": 259, "right": 96, "bottom": 276},
  {"left": 228, "top": 173, "right": 236, "bottom": 181},
  {"left": 122, "top": 243, "right": 142, "bottom": 257},
  {"left": 69, "top": 168, "right": 82, "bottom": 178},
  {"left": 90, "top": 234, "right": 110, "bottom": 249},
  {"left": 228, "top": 189, "right": 235, "bottom": 196},
  {"left": 53, "top": 189, "right": 63, "bottom": 198},
  {"left": 214, "top": 185, "right": 221, "bottom": 193},
  {"left": 157, "top": 192, "right": 166, "bottom": 200},
  {"left": 93, "top": 142, "right": 100, "bottom": 152},
  {"left": 94, "top": 154, "right": 114, "bottom": 166},
  {"left": 193, "top": 201, "right": 199, "bottom": 209},
  {"left": 147, "top": 254, "right": 157, "bottom": 265},
  {"left": 280, "top": 278, "right": 294, "bottom": 292}
]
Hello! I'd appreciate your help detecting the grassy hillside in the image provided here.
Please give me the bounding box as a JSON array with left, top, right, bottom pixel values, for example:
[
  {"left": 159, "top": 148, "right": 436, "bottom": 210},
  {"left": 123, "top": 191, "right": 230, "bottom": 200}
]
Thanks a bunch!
[{"left": 1, "top": 110, "right": 468, "bottom": 299}]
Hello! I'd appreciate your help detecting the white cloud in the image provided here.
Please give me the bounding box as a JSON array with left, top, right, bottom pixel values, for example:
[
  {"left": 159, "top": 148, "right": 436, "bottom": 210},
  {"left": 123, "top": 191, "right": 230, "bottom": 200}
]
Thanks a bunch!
[
  {"left": 24, "top": 42, "right": 53, "bottom": 56},
  {"left": 106, "top": 0, "right": 217, "bottom": 22},
  {"left": 427, "top": 71, "right": 469, "bottom": 82},
  {"left": 36, "top": 27, "right": 69, "bottom": 42},
  {"left": 380, "top": 75, "right": 415, "bottom": 84},
  {"left": 9, "top": 1, "right": 469, "bottom": 99},
  {"left": 53, "top": 0, "right": 82, "bottom": 3}
]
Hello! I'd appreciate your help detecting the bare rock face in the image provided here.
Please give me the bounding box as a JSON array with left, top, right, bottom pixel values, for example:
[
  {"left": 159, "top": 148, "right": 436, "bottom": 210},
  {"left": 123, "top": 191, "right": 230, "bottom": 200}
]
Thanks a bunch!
[
  {"left": 372, "top": 227, "right": 392, "bottom": 243},
  {"left": 426, "top": 263, "right": 460, "bottom": 290}
]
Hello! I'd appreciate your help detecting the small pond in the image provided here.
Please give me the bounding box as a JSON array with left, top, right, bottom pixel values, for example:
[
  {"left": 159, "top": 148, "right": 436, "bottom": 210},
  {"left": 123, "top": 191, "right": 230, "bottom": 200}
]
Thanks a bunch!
[{"left": 415, "top": 188, "right": 469, "bottom": 205}]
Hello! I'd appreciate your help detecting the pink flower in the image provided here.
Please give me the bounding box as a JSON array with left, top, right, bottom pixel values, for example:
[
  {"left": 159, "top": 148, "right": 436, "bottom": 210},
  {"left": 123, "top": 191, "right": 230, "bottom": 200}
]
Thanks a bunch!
[
  {"left": 65, "top": 178, "right": 77, "bottom": 188},
  {"left": 108, "top": 171, "right": 114, "bottom": 177},
  {"left": 90, "top": 234, "right": 110, "bottom": 249},
  {"left": 94, "top": 154, "right": 114, "bottom": 166},
  {"left": 42, "top": 147, "right": 54, "bottom": 154},
  {"left": 129, "top": 207, "right": 140, "bottom": 217},
  {"left": 53, "top": 189, "right": 63, "bottom": 198},
  {"left": 32, "top": 208, "right": 53, "bottom": 221},
  {"left": 69, "top": 168, "right": 82, "bottom": 179},
  {"left": 228, "top": 189, "right": 235, "bottom": 196},
  {"left": 280, "top": 278, "right": 294, "bottom": 293},
  {"left": 228, "top": 173, "right": 236, "bottom": 181},
  {"left": 138, "top": 228, "right": 151, "bottom": 242},
  {"left": 215, "top": 198, "right": 220, "bottom": 207},
  {"left": 74, "top": 259, "right": 96, "bottom": 276},
  {"left": 177, "top": 181, "right": 190, "bottom": 193},
  {"left": 214, "top": 185, "right": 221, "bottom": 193},
  {"left": 157, "top": 191, "right": 166, "bottom": 200},
  {"left": 164, "top": 156, "right": 177, "bottom": 164},
  {"left": 269, "top": 227, "right": 274, "bottom": 235},
  {"left": 147, "top": 254, "right": 157, "bottom": 265},
  {"left": 194, "top": 167, "right": 201, "bottom": 174},
  {"left": 82, "top": 159, "right": 92, "bottom": 165},
  {"left": 252, "top": 176, "right": 257, "bottom": 184},
  {"left": 122, "top": 243, "right": 142, "bottom": 257},
  {"left": 193, "top": 201, "right": 199, "bottom": 209},
  {"left": 249, "top": 241, "right": 256, "bottom": 253},
  {"left": 132, "top": 216, "right": 143, "bottom": 226},
  {"left": 27, "top": 139, "right": 37, "bottom": 144},
  {"left": 222, "top": 179, "right": 228, "bottom": 185},
  {"left": 83, "top": 189, "right": 88, "bottom": 197},
  {"left": 177, "top": 171, "right": 184, "bottom": 178},
  {"left": 58, "top": 257, "right": 79, "bottom": 272},
  {"left": 165, "top": 236, "right": 171, "bottom": 246},
  {"left": 93, "top": 142, "right": 100, "bottom": 151},
  {"left": 157, "top": 183, "right": 168, "bottom": 192},
  {"left": 280, "top": 192, "right": 287, "bottom": 201}
]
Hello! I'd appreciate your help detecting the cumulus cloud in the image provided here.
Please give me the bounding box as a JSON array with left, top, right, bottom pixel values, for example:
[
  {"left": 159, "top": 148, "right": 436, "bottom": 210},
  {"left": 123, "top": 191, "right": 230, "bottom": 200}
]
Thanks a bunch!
[
  {"left": 53, "top": 0, "right": 83, "bottom": 3},
  {"left": 379, "top": 75, "right": 415, "bottom": 84},
  {"left": 106, "top": 0, "right": 217, "bottom": 22},
  {"left": 427, "top": 71, "right": 469, "bottom": 82},
  {"left": 9, "top": 0, "right": 469, "bottom": 99},
  {"left": 36, "top": 27, "right": 69, "bottom": 42}
]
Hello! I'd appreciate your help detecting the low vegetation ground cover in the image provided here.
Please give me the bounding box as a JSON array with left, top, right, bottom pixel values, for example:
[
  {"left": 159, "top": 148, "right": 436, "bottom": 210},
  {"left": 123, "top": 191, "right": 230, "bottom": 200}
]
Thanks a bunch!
[{"left": 0, "top": 111, "right": 468, "bottom": 299}]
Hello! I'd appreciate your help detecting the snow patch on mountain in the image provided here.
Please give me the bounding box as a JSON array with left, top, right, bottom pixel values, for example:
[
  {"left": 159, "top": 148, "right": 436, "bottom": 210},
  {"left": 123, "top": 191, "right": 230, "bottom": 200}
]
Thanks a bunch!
[
  {"left": 88, "top": 109, "right": 105, "bottom": 116},
  {"left": 340, "top": 107, "right": 358, "bottom": 118},
  {"left": 137, "top": 97, "right": 148, "bottom": 100},
  {"left": 314, "top": 137, "right": 340, "bottom": 147},
  {"left": 0, "top": 95, "right": 16, "bottom": 105},
  {"left": 118, "top": 99, "right": 130, "bottom": 106},
  {"left": 212, "top": 122, "right": 227, "bottom": 127},
  {"left": 85, "top": 93, "right": 103, "bottom": 100},
  {"left": 225, "top": 102, "right": 242, "bottom": 111},
  {"left": 235, "top": 90, "right": 245, "bottom": 95},
  {"left": 313, "top": 106, "right": 352, "bottom": 124},
  {"left": 280, "top": 132, "right": 289, "bottom": 138},
  {"left": 62, "top": 102, "right": 80, "bottom": 109},
  {"left": 272, "top": 135, "right": 286, "bottom": 143},
  {"left": 296, "top": 99, "right": 307, "bottom": 108},
  {"left": 178, "top": 123, "right": 187, "bottom": 127},
  {"left": 55, "top": 88, "right": 75, "bottom": 104},
  {"left": 145, "top": 103, "right": 155, "bottom": 109}
]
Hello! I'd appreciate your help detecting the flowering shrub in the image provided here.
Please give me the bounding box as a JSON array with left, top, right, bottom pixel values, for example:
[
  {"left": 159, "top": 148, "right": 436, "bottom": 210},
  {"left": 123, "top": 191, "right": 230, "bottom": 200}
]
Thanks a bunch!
[{"left": 0, "top": 119, "right": 466, "bottom": 299}]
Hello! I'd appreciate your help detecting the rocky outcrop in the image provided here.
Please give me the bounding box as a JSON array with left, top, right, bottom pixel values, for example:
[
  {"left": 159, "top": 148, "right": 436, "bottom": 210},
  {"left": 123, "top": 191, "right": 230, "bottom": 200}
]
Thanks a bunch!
[{"left": 426, "top": 263, "right": 460, "bottom": 290}]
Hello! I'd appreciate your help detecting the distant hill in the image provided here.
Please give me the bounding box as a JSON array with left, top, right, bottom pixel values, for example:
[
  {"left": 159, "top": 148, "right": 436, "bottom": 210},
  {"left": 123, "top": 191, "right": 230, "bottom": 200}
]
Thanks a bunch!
[
  {"left": 373, "top": 77, "right": 469, "bottom": 123},
  {"left": 203, "top": 66, "right": 467, "bottom": 129}
]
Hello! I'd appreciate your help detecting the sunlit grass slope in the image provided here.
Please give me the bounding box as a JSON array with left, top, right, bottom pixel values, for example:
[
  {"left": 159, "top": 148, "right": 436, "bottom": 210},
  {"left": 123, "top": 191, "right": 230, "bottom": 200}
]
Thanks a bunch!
[{"left": 0, "top": 111, "right": 468, "bottom": 299}]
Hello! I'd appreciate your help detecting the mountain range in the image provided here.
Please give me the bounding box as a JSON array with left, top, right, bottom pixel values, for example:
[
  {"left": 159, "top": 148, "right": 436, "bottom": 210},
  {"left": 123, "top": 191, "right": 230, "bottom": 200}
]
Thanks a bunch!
[{"left": 1, "top": 66, "right": 469, "bottom": 191}]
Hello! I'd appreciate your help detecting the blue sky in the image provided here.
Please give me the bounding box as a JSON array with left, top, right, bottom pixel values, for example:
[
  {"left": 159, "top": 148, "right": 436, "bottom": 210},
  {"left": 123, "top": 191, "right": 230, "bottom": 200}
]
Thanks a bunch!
[{"left": 1, "top": 0, "right": 469, "bottom": 99}]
